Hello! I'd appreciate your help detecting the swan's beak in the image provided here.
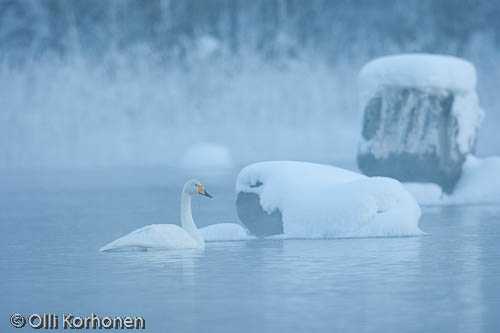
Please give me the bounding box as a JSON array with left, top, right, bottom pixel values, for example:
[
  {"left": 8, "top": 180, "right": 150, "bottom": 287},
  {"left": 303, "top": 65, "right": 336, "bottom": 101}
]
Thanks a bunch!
[{"left": 197, "top": 185, "right": 213, "bottom": 198}]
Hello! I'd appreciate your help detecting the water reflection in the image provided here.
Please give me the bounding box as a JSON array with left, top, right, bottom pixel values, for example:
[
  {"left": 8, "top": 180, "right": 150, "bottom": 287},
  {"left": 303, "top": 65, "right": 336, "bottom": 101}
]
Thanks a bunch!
[{"left": 105, "top": 249, "right": 205, "bottom": 282}]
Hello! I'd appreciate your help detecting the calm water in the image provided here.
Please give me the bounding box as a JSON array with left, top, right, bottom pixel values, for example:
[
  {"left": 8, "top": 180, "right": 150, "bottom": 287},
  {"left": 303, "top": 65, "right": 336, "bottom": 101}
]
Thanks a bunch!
[{"left": 1, "top": 169, "right": 499, "bottom": 332}]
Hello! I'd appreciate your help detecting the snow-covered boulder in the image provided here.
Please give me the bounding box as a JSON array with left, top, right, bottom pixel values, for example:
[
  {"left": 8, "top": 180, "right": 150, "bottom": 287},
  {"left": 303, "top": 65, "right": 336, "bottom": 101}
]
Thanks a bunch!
[
  {"left": 404, "top": 155, "right": 500, "bottom": 205},
  {"left": 236, "top": 161, "right": 423, "bottom": 238},
  {"left": 357, "top": 54, "right": 484, "bottom": 193},
  {"left": 181, "top": 142, "right": 233, "bottom": 169}
]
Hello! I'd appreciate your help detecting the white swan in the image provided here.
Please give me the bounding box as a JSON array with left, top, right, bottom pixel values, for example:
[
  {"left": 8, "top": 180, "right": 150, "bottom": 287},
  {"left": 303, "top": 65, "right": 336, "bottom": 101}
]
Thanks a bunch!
[{"left": 100, "top": 179, "right": 252, "bottom": 252}]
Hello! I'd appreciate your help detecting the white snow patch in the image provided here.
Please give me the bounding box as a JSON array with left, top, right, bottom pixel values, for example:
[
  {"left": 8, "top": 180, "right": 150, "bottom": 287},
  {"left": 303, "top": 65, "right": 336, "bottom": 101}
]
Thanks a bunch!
[
  {"left": 236, "top": 161, "right": 423, "bottom": 238},
  {"left": 404, "top": 155, "right": 500, "bottom": 205},
  {"left": 200, "top": 223, "right": 256, "bottom": 242},
  {"left": 181, "top": 142, "right": 233, "bottom": 169},
  {"left": 403, "top": 183, "right": 448, "bottom": 206},
  {"left": 359, "top": 53, "right": 477, "bottom": 97}
]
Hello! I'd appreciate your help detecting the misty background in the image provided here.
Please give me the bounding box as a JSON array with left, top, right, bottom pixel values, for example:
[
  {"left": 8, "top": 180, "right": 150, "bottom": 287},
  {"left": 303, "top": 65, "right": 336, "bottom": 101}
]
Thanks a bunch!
[{"left": 1, "top": 0, "right": 499, "bottom": 169}]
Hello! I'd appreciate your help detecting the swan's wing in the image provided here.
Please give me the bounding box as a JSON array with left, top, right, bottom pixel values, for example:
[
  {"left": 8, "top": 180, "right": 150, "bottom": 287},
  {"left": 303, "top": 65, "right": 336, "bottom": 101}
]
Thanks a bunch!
[
  {"left": 100, "top": 224, "right": 200, "bottom": 251},
  {"left": 199, "top": 223, "right": 256, "bottom": 242}
]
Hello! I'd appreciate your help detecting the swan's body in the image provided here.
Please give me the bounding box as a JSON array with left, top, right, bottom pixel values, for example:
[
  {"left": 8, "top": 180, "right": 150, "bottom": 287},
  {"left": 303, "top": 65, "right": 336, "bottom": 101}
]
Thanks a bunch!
[
  {"left": 100, "top": 179, "right": 251, "bottom": 252},
  {"left": 99, "top": 224, "right": 200, "bottom": 251}
]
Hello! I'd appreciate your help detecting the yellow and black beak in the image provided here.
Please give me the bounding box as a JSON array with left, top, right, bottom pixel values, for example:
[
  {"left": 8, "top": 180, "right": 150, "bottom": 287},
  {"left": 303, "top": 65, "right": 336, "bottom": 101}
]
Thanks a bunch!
[{"left": 197, "top": 185, "right": 213, "bottom": 198}]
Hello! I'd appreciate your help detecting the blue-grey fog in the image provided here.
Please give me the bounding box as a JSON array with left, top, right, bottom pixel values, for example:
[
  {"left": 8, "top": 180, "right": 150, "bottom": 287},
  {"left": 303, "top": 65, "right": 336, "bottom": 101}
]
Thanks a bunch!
[
  {"left": 1, "top": 1, "right": 500, "bottom": 333},
  {"left": 1, "top": 0, "right": 500, "bottom": 167}
]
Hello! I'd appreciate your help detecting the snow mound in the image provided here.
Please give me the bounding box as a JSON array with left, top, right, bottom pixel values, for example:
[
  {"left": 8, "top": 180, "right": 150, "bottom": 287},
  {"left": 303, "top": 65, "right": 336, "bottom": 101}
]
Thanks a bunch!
[
  {"left": 236, "top": 161, "right": 423, "bottom": 238},
  {"left": 181, "top": 142, "right": 233, "bottom": 169},
  {"left": 200, "top": 223, "right": 256, "bottom": 242},
  {"left": 404, "top": 155, "right": 500, "bottom": 205}
]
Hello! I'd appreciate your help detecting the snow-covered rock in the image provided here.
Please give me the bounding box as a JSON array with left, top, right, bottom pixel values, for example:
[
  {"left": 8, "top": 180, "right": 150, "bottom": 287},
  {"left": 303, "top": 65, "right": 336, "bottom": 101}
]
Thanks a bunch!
[
  {"left": 236, "top": 161, "right": 423, "bottom": 238},
  {"left": 357, "top": 54, "right": 484, "bottom": 193},
  {"left": 181, "top": 142, "right": 233, "bottom": 169},
  {"left": 404, "top": 155, "right": 500, "bottom": 205}
]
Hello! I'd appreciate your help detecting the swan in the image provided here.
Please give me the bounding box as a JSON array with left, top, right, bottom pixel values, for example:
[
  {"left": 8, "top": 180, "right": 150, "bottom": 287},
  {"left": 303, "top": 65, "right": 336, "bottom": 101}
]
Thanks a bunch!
[{"left": 100, "top": 179, "right": 252, "bottom": 252}]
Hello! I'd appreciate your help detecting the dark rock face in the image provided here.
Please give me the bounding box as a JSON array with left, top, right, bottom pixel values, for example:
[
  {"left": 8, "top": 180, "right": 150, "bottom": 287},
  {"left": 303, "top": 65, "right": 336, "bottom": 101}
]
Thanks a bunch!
[
  {"left": 236, "top": 192, "right": 283, "bottom": 237},
  {"left": 357, "top": 87, "right": 475, "bottom": 194}
]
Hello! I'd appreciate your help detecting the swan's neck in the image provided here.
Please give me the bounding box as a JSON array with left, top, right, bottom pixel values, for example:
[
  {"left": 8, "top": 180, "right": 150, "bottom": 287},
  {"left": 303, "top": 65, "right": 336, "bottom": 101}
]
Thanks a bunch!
[{"left": 180, "top": 192, "right": 204, "bottom": 246}]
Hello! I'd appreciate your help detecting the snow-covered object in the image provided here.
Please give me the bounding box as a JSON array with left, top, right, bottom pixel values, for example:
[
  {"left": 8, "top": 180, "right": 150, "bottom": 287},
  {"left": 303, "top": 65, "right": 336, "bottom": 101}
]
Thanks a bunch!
[
  {"left": 181, "top": 142, "right": 233, "bottom": 169},
  {"left": 357, "top": 54, "right": 484, "bottom": 193},
  {"left": 236, "top": 161, "right": 423, "bottom": 238},
  {"left": 200, "top": 223, "right": 256, "bottom": 242},
  {"left": 404, "top": 155, "right": 500, "bottom": 205}
]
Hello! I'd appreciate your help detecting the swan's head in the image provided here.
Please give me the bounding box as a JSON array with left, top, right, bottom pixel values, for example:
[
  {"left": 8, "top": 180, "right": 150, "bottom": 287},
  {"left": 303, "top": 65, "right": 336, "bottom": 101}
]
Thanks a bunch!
[{"left": 184, "top": 179, "right": 213, "bottom": 198}]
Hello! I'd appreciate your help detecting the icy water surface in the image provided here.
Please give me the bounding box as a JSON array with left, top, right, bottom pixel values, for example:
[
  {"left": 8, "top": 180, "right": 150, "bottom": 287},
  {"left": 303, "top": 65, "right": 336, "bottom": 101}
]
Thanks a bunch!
[{"left": 1, "top": 168, "right": 499, "bottom": 332}]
